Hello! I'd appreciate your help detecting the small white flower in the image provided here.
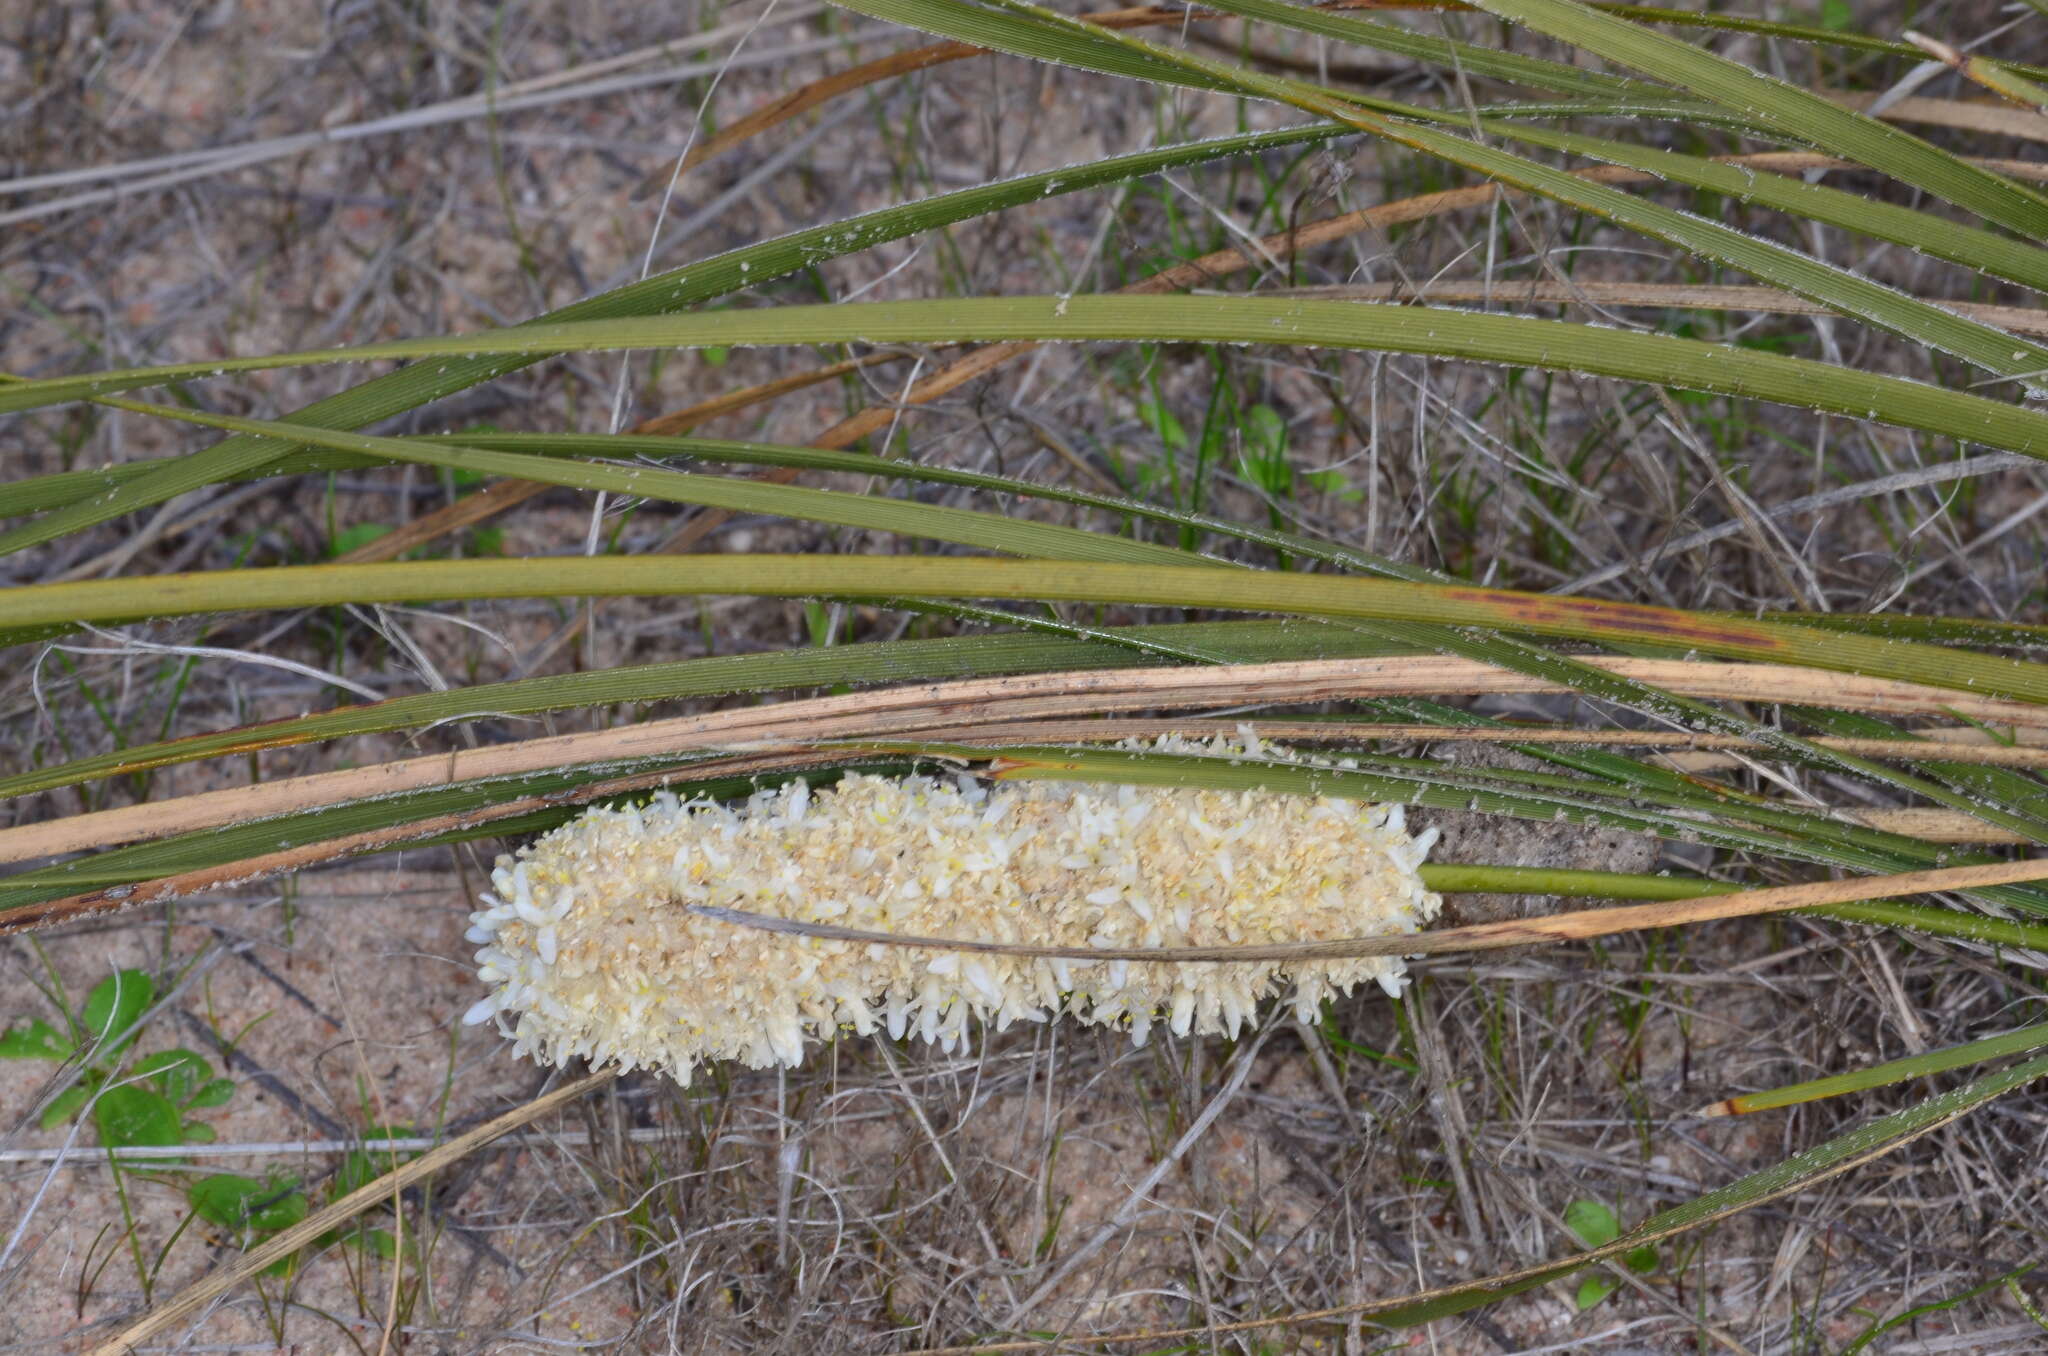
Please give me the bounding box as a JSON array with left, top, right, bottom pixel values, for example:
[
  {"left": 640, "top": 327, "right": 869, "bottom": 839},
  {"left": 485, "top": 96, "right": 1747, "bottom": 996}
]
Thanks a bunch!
[{"left": 463, "top": 734, "right": 1441, "bottom": 1084}]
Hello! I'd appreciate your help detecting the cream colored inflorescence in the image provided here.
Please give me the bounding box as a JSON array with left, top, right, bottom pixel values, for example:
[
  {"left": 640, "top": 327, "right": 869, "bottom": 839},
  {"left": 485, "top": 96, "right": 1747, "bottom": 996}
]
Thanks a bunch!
[{"left": 464, "top": 733, "right": 1441, "bottom": 1083}]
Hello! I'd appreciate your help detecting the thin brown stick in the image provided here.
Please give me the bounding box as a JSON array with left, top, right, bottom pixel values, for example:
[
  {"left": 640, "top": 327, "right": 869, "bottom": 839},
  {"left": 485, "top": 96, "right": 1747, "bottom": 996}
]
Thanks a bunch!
[
  {"left": 629, "top": 351, "right": 910, "bottom": 436},
  {"left": 1828, "top": 89, "right": 2048, "bottom": 141},
  {"left": 688, "top": 858, "right": 2048, "bottom": 963},
  {"left": 1838, "top": 808, "right": 2036, "bottom": 844},
  {"left": 331, "top": 475, "right": 546, "bottom": 566},
  {"left": 86, "top": 1071, "right": 617, "bottom": 1356},
  {"left": 7, "top": 656, "right": 2042, "bottom": 865}
]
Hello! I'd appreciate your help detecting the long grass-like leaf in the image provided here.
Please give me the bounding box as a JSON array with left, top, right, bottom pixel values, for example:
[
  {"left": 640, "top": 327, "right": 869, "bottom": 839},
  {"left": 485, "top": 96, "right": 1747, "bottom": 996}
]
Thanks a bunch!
[
  {"left": 1465, "top": 0, "right": 2048, "bottom": 237},
  {"left": 7, "top": 554, "right": 2043, "bottom": 702},
  {"left": 115, "top": 401, "right": 2033, "bottom": 834},
  {"left": 8, "top": 297, "right": 2048, "bottom": 457},
  {"left": 85, "top": 397, "right": 1198, "bottom": 566},
  {"left": 1700, "top": 1022, "right": 2048, "bottom": 1117}
]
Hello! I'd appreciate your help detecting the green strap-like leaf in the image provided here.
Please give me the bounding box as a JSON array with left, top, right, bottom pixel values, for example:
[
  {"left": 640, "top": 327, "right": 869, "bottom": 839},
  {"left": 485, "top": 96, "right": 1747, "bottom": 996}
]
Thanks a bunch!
[
  {"left": 8, "top": 297, "right": 2048, "bottom": 459},
  {"left": 1465, "top": 0, "right": 2048, "bottom": 238},
  {"left": 7, "top": 552, "right": 2045, "bottom": 704},
  {"left": 979, "top": 743, "right": 2048, "bottom": 913},
  {"left": 1171, "top": 0, "right": 2048, "bottom": 304},
  {"left": 1484, "top": 120, "right": 2048, "bottom": 298},
  {"left": 0, "top": 733, "right": 2022, "bottom": 919},
  {"left": 1600, "top": 2, "right": 2048, "bottom": 83},
  {"left": 1713, "top": 1022, "right": 2048, "bottom": 1116},
  {"left": 87, "top": 398, "right": 1200, "bottom": 567},
  {"left": 1187, "top": 0, "right": 1655, "bottom": 101},
  {"left": 0, "top": 622, "right": 1413, "bottom": 804},
  {"left": 23, "top": 421, "right": 2038, "bottom": 843}
]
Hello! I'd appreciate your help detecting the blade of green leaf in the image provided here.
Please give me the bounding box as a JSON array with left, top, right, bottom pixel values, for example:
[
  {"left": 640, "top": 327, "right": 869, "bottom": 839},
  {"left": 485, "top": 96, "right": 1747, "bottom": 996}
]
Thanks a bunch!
[
  {"left": 85, "top": 396, "right": 1201, "bottom": 567},
  {"left": 1464, "top": 0, "right": 2048, "bottom": 237},
  {"left": 1702, "top": 1022, "right": 2048, "bottom": 1117},
  {"left": 1599, "top": 2, "right": 2048, "bottom": 86},
  {"left": 1181, "top": 0, "right": 1655, "bottom": 100},
  {"left": 9, "top": 297, "right": 2048, "bottom": 459},
  {"left": 1479, "top": 120, "right": 2048, "bottom": 297},
  {"left": 9, "top": 554, "right": 2045, "bottom": 703}
]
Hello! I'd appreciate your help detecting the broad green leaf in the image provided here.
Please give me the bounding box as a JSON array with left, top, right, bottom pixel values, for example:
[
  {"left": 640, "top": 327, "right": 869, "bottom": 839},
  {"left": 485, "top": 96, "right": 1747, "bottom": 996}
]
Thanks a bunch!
[
  {"left": 189, "top": 1078, "right": 237, "bottom": 1109},
  {"left": 1563, "top": 1199, "right": 1622, "bottom": 1249},
  {"left": 39, "top": 1084, "right": 91, "bottom": 1132},
  {"left": 1575, "top": 1276, "right": 1618, "bottom": 1309},
  {"left": 0, "top": 1016, "right": 72, "bottom": 1061},
  {"left": 94, "top": 1084, "right": 184, "bottom": 1151},
  {"left": 189, "top": 1173, "right": 309, "bottom": 1236},
  {"left": 132, "top": 1048, "right": 215, "bottom": 1104},
  {"left": 80, "top": 969, "right": 154, "bottom": 1054}
]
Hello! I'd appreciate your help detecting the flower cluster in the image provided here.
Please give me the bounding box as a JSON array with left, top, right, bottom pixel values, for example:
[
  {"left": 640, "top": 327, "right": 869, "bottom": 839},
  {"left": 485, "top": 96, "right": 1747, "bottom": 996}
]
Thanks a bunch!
[{"left": 463, "top": 734, "right": 1441, "bottom": 1084}]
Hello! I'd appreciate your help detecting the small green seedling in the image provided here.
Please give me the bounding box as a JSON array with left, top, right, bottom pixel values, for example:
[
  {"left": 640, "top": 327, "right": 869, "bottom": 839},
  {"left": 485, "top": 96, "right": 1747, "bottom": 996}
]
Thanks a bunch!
[
  {"left": 187, "top": 1172, "right": 310, "bottom": 1276},
  {"left": 319, "top": 1123, "right": 424, "bottom": 1260},
  {"left": 0, "top": 968, "right": 235, "bottom": 1151},
  {"left": 181, "top": 1124, "right": 423, "bottom": 1276},
  {"left": 1563, "top": 1198, "right": 1659, "bottom": 1310},
  {"left": 1233, "top": 403, "right": 1291, "bottom": 497}
]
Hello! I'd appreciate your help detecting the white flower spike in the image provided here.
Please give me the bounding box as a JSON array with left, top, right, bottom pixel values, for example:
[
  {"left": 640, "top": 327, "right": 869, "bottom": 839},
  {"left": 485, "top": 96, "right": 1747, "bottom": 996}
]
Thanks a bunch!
[{"left": 464, "top": 733, "right": 1441, "bottom": 1084}]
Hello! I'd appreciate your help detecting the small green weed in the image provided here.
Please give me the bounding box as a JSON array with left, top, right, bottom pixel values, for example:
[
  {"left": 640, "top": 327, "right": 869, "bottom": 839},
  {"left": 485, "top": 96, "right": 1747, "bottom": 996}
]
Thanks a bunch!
[
  {"left": 2, "top": 967, "right": 419, "bottom": 1286},
  {"left": 185, "top": 1122, "right": 423, "bottom": 1277},
  {"left": 0, "top": 967, "right": 234, "bottom": 1147},
  {"left": 1562, "top": 1198, "right": 1660, "bottom": 1310}
]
